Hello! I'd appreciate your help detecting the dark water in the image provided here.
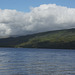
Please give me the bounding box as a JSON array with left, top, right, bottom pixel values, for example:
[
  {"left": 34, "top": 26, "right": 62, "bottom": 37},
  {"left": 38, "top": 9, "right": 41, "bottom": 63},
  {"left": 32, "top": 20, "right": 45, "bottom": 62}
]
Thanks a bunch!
[{"left": 0, "top": 48, "right": 75, "bottom": 75}]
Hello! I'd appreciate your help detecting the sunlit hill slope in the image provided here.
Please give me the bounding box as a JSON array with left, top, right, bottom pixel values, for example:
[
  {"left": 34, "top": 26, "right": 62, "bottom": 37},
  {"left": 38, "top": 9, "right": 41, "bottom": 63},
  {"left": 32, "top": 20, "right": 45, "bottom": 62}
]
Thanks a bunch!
[{"left": 0, "top": 28, "right": 75, "bottom": 49}]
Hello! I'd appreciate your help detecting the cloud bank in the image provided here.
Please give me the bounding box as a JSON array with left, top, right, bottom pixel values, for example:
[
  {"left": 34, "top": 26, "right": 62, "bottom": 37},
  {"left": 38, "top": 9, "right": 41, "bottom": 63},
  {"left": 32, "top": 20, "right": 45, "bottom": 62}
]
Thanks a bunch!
[{"left": 0, "top": 4, "right": 75, "bottom": 37}]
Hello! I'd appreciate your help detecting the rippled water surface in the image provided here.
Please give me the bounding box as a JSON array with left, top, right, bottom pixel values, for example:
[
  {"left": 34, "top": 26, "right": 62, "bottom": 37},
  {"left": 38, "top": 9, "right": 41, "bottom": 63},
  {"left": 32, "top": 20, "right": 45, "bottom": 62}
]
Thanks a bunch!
[{"left": 0, "top": 48, "right": 75, "bottom": 75}]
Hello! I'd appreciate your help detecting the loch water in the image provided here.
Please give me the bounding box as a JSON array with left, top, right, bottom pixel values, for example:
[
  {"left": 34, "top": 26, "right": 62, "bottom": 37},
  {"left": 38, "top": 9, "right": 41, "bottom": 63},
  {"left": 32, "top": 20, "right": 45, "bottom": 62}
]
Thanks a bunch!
[{"left": 0, "top": 48, "right": 75, "bottom": 75}]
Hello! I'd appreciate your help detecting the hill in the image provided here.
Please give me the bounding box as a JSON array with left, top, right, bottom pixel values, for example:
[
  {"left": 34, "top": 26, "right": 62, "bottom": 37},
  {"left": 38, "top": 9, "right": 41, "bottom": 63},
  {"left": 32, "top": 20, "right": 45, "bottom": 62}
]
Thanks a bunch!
[{"left": 0, "top": 28, "right": 75, "bottom": 49}]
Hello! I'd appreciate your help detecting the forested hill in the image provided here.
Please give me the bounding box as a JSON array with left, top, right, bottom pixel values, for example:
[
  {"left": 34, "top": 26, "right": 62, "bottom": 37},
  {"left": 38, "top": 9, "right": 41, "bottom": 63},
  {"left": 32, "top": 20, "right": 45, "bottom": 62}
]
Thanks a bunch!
[{"left": 0, "top": 28, "right": 75, "bottom": 49}]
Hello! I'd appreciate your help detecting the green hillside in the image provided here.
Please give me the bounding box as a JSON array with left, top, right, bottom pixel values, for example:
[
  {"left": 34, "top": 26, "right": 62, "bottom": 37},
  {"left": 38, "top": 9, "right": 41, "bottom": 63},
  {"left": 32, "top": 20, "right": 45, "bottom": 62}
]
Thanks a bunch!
[{"left": 0, "top": 28, "right": 75, "bottom": 49}]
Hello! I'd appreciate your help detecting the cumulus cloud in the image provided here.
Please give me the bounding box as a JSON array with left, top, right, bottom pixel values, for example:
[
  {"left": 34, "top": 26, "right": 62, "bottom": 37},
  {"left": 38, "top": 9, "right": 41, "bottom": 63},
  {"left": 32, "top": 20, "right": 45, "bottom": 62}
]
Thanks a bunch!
[{"left": 0, "top": 4, "right": 75, "bottom": 37}]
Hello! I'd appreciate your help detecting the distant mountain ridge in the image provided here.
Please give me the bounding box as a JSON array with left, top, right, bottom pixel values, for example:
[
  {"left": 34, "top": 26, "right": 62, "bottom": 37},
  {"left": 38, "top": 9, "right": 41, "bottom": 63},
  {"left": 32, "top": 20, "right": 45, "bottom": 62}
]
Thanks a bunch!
[{"left": 0, "top": 28, "right": 75, "bottom": 49}]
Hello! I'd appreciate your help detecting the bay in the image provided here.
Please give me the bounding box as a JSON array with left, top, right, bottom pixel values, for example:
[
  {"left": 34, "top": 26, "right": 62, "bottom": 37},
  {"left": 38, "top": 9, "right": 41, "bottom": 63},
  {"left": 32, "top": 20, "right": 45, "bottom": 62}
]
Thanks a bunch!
[{"left": 0, "top": 48, "right": 75, "bottom": 75}]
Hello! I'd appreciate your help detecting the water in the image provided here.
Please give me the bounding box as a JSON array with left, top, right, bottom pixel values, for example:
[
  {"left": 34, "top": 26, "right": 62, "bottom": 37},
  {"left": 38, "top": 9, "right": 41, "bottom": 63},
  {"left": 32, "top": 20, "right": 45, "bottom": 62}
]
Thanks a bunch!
[{"left": 0, "top": 48, "right": 75, "bottom": 75}]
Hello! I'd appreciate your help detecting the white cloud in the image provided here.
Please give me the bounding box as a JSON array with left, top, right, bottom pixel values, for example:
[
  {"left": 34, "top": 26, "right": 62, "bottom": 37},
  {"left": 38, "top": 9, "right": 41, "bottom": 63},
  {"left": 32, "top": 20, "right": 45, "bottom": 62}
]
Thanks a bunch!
[{"left": 0, "top": 4, "right": 75, "bottom": 37}]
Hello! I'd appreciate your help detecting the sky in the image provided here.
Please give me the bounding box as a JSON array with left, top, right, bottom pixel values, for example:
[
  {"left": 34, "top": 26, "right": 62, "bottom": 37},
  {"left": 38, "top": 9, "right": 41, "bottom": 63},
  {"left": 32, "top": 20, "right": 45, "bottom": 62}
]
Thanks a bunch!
[
  {"left": 0, "top": 0, "right": 75, "bottom": 12},
  {"left": 0, "top": 0, "right": 75, "bottom": 37}
]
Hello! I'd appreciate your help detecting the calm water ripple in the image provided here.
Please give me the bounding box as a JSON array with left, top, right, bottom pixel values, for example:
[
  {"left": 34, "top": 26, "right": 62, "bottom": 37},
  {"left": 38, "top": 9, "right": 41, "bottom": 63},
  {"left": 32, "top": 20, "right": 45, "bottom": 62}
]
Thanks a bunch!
[{"left": 0, "top": 48, "right": 75, "bottom": 75}]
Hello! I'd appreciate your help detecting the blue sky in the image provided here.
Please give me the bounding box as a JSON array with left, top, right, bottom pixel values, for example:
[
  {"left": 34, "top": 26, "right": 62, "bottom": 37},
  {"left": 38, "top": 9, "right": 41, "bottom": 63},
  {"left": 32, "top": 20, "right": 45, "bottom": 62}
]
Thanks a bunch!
[
  {"left": 0, "top": 0, "right": 75, "bottom": 12},
  {"left": 0, "top": 0, "right": 75, "bottom": 37}
]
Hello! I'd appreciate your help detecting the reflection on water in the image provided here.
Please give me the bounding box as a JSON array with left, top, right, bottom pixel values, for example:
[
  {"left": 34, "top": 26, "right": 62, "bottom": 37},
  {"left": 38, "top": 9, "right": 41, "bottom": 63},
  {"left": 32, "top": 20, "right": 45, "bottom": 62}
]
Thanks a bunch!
[{"left": 0, "top": 48, "right": 75, "bottom": 75}]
